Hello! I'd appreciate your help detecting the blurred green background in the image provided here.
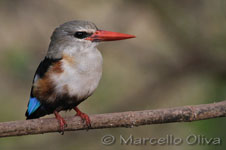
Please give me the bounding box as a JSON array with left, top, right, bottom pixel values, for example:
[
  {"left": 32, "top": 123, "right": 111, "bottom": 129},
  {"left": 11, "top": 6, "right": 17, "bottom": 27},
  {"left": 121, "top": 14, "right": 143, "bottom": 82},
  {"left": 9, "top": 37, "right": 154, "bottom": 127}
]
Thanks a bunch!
[{"left": 0, "top": 0, "right": 226, "bottom": 149}]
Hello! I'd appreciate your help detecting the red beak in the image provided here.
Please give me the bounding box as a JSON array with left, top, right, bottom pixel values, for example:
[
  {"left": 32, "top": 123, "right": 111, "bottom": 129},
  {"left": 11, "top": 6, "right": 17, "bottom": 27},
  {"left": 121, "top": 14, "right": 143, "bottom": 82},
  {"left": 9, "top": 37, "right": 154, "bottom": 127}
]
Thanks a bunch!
[{"left": 85, "top": 30, "right": 136, "bottom": 42}]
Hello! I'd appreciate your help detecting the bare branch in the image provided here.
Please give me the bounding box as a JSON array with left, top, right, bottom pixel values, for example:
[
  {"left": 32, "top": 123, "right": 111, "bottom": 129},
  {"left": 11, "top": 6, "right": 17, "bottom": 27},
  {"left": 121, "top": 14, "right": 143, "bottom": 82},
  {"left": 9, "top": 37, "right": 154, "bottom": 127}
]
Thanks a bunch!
[{"left": 0, "top": 100, "right": 226, "bottom": 138}]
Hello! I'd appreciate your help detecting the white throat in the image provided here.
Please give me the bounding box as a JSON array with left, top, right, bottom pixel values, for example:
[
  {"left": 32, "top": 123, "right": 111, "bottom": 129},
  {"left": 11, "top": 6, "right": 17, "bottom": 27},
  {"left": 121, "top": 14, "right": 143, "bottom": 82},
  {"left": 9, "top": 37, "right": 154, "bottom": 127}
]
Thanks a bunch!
[{"left": 51, "top": 46, "right": 103, "bottom": 99}]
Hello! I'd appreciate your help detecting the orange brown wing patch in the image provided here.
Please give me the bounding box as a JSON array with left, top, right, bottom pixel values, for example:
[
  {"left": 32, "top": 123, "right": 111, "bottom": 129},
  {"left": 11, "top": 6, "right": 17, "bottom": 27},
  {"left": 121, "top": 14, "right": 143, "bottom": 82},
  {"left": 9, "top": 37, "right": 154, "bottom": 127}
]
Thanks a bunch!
[
  {"left": 33, "top": 61, "right": 63, "bottom": 102},
  {"left": 63, "top": 54, "right": 75, "bottom": 65}
]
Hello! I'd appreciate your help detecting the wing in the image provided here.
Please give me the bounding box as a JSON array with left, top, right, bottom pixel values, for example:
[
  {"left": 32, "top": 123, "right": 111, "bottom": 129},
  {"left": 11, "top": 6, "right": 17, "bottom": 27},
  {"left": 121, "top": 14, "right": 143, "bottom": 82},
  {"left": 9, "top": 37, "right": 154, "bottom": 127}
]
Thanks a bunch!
[{"left": 25, "top": 57, "right": 62, "bottom": 119}]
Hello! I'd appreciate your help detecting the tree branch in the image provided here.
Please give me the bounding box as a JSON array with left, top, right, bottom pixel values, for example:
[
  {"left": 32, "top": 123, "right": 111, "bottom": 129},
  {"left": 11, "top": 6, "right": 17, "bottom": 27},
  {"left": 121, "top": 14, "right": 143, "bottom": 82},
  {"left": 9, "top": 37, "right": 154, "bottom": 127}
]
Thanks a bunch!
[{"left": 0, "top": 100, "right": 226, "bottom": 138}]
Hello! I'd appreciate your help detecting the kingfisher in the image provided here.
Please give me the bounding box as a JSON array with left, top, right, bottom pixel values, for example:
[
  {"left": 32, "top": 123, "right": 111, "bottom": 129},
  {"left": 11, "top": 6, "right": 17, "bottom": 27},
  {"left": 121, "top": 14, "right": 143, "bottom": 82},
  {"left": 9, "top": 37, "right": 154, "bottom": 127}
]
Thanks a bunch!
[{"left": 25, "top": 20, "right": 135, "bottom": 132}]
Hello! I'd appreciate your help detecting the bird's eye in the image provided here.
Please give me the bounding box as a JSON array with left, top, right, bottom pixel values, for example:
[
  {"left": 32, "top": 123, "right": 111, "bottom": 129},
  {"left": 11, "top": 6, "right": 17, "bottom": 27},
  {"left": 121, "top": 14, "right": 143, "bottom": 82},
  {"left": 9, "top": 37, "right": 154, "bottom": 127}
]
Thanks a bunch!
[{"left": 74, "top": 31, "right": 92, "bottom": 39}]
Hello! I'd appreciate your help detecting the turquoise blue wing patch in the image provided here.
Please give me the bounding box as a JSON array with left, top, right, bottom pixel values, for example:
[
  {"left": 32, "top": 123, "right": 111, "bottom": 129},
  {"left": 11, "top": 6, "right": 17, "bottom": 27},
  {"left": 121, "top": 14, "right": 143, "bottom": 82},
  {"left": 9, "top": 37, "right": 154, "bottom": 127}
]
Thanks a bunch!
[{"left": 27, "top": 97, "right": 41, "bottom": 116}]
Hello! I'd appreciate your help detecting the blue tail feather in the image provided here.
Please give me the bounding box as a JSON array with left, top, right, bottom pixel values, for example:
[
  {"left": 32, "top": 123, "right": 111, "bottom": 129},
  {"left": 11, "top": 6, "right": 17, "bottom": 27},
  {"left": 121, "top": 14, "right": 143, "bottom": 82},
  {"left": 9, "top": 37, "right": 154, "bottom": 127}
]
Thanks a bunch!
[{"left": 27, "top": 97, "right": 41, "bottom": 116}]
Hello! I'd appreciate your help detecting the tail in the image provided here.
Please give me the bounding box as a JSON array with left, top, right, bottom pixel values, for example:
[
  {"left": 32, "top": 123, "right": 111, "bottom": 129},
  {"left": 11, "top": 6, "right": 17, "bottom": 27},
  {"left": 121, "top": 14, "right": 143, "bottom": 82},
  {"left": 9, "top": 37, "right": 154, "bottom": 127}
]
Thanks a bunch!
[
  {"left": 25, "top": 107, "right": 47, "bottom": 119},
  {"left": 25, "top": 97, "right": 47, "bottom": 119}
]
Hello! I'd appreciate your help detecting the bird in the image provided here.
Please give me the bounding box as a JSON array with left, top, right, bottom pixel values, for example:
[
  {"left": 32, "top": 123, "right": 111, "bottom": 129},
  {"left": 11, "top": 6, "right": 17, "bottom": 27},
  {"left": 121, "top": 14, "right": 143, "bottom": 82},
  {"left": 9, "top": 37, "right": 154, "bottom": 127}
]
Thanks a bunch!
[{"left": 25, "top": 20, "right": 135, "bottom": 133}]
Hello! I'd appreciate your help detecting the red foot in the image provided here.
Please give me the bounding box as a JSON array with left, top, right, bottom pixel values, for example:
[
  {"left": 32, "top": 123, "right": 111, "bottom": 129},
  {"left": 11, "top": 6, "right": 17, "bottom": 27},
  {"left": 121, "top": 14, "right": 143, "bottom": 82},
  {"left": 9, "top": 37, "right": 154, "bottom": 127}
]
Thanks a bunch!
[
  {"left": 74, "top": 107, "right": 91, "bottom": 128},
  {"left": 54, "top": 111, "right": 67, "bottom": 134}
]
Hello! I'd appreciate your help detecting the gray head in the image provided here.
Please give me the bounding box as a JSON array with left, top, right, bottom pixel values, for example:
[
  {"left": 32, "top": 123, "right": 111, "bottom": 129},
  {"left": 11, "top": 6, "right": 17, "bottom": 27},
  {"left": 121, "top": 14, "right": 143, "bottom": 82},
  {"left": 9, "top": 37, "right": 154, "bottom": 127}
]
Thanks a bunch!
[
  {"left": 47, "top": 20, "right": 98, "bottom": 58},
  {"left": 47, "top": 20, "right": 135, "bottom": 59}
]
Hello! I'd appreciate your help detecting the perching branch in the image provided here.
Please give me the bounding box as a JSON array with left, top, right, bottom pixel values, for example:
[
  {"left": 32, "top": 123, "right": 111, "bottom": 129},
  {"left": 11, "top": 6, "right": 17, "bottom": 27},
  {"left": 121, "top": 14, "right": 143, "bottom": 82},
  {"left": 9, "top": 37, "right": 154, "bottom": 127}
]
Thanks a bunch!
[{"left": 0, "top": 100, "right": 226, "bottom": 138}]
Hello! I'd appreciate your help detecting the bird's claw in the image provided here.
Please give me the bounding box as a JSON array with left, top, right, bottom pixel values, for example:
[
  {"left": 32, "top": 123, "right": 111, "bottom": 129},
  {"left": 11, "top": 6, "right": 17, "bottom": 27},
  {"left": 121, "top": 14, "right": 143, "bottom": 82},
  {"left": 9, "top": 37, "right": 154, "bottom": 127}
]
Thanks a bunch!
[
  {"left": 54, "top": 111, "right": 67, "bottom": 135},
  {"left": 75, "top": 112, "right": 91, "bottom": 128},
  {"left": 59, "top": 119, "right": 67, "bottom": 135},
  {"left": 74, "top": 107, "right": 91, "bottom": 129}
]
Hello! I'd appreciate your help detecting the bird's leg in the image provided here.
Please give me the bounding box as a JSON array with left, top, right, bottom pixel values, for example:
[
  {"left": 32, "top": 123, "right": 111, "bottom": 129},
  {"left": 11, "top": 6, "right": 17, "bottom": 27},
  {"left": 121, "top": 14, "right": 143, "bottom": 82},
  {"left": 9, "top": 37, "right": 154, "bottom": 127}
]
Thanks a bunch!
[
  {"left": 74, "top": 107, "right": 91, "bottom": 128},
  {"left": 54, "top": 111, "right": 67, "bottom": 134}
]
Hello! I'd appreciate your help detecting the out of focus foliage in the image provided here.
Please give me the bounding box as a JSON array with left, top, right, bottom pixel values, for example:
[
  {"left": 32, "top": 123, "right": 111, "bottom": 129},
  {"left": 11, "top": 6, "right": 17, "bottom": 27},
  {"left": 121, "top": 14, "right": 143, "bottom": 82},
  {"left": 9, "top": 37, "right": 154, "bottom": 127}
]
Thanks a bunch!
[{"left": 0, "top": 0, "right": 225, "bottom": 150}]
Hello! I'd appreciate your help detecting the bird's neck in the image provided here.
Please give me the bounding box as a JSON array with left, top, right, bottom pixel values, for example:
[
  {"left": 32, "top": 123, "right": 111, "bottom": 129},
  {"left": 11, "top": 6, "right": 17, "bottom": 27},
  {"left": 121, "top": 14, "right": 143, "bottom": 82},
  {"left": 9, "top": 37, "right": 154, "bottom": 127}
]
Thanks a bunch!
[{"left": 46, "top": 41, "right": 98, "bottom": 59}]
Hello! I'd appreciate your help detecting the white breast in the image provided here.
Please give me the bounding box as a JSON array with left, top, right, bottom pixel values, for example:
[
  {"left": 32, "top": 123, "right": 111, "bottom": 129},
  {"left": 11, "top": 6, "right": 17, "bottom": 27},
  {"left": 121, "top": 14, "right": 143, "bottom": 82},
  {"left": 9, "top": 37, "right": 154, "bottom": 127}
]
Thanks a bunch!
[{"left": 51, "top": 48, "right": 103, "bottom": 100}]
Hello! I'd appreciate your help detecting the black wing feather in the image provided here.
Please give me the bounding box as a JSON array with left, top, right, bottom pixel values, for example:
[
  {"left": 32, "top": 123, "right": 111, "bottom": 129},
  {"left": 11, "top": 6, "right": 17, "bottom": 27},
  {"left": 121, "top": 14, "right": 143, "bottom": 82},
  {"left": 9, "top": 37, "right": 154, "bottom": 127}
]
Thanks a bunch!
[
  {"left": 25, "top": 57, "right": 62, "bottom": 119},
  {"left": 35, "top": 57, "right": 62, "bottom": 78}
]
